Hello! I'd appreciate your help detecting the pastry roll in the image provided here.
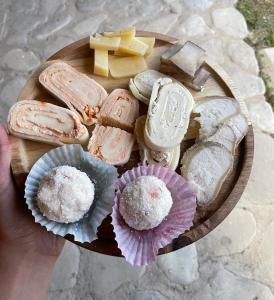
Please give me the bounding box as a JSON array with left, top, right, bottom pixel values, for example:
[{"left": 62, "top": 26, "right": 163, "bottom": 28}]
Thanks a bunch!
[
  {"left": 144, "top": 78, "right": 194, "bottom": 151},
  {"left": 129, "top": 70, "right": 166, "bottom": 105},
  {"left": 204, "top": 113, "right": 248, "bottom": 154},
  {"left": 39, "top": 61, "right": 108, "bottom": 125},
  {"left": 8, "top": 100, "right": 89, "bottom": 145},
  {"left": 98, "top": 89, "right": 139, "bottom": 132},
  {"left": 135, "top": 115, "right": 180, "bottom": 170},
  {"left": 193, "top": 96, "right": 241, "bottom": 139},
  {"left": 88, "top": 125, "right": 135, "bottom": 165},
  {"left": 181, "top": 142, "right": 233, "bottom": 205}
]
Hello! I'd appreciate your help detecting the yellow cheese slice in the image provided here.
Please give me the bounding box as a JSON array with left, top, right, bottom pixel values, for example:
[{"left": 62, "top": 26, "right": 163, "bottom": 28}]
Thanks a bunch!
[
  {"left": 113, "top": 50, "right": 128, "bottom": 56},
  {"left": 89, "top": 36, "right": 121, "bottom": 51},
  {"left": 109, "top": 56, "right": 147, "bottom": 78},
  {"left": 136, "top": 37, "right": 155, "bottom": 55},
  {"left": 118, "top": 37, "right": 149, "bottom": 56},
  {"left": 94, "top": 49, "right": 108, "bottom": 77},
  {"left": 103, "top": 27, "right": 136, "bottom": 39},
  {"left": 114, "top": 37, "right": 155, "bottom": 56}
]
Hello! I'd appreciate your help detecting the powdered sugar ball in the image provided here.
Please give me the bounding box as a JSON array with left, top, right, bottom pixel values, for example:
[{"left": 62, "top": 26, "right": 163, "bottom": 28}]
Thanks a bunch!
[
  {"left": 37, "top": 166, "right": 95, "bottom": 223},
  {"left": 119, "top": 176, "right": 173, "bottom": 230}
]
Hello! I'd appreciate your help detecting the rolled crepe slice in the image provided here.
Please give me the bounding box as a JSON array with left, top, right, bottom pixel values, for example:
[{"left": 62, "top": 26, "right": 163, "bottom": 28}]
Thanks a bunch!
[
  {"left": 144, "top": 78, "right": 194, "bottom": 151},
  {"left": 135, "top": 115, "right": 180, "bottom": 170},
  {"left": 129, "top": 70, "right": 166, "bottom": 105},
  {"left": 8, "top": 100, "right": 89, "bottom": 145},
  {"left": 97, "top": 89, "right": 139, "bottom": 132},
  {"left": 88, "top": 125, "right": 135, "bottom": 165},
  {"left": 181, "top": 142, "right": 233, "bottom": 205},
  {"left": 39, "top": 61, "right": 108, "bottom": 125}
]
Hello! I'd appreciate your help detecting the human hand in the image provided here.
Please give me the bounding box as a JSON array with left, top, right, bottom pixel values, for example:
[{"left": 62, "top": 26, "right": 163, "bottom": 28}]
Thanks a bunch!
[
  {"left": 0, "top": 124, "right": 65, "bottom": 300},
  {"left": 0, "top": 124, "right": 64, "bottom": 257}
]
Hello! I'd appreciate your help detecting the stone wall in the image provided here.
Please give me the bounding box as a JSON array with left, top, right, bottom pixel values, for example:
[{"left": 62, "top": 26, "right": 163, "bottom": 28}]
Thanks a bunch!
[{"left": 1, "top": 1, "right": 274, "bottom": 299}]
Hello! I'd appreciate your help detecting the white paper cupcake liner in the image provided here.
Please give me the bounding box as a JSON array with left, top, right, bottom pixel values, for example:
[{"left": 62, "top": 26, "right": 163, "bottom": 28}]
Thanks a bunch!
[{"left": 25, "top": 144, "right": 118, "bottom": 243}]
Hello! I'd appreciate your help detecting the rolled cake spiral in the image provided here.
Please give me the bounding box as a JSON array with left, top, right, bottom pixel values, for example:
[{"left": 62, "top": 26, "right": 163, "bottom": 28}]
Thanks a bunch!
[
  {"left": 98, "top": 88, "right": 139, "bottom": 132},
  {"left": 88, "top": 125, "right": 135, "bottom": 165},
  {"left": 39, "top": 61, "right": 108, "bottom": 125},
  {"left": 144, "top": 78, "right": 194, "bottom": 151},
  {"left": 8, "top": 100, "right": 89, "bottom": 145}
]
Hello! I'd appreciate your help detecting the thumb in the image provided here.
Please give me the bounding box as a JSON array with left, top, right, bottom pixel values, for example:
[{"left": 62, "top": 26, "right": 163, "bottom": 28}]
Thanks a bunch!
[{"left": 0, "top": 124, "right": 13, "bottom": 191}]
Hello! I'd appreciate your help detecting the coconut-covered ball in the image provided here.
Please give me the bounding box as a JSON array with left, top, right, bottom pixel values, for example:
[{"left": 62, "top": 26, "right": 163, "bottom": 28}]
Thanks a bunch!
[
  {"left": 119, "top": 175, "right": 173, "bottom": 230},
  {"left": 37, "top": 166, "right": 95, "bottom": 223}
]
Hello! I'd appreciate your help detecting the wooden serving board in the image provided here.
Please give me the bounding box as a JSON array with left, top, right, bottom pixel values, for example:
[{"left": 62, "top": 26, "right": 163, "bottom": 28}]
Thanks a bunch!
[{"left": 10, "top": 31, "right": 254, "bottom": 256}]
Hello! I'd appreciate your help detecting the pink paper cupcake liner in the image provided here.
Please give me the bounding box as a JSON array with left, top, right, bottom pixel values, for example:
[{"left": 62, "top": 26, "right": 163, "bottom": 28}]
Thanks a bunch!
[{"left": 111, "top": 165, "right": 197, "bottom": 266}]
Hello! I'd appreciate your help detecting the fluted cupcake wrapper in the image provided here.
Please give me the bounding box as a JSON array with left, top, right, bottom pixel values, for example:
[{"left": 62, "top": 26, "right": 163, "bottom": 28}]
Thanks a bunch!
[
  {"left": 25, "top": 144, "right": 118, "bottom": 243},
  {"left": 111, "top": 165, "right": 197, "bottom": 266}
]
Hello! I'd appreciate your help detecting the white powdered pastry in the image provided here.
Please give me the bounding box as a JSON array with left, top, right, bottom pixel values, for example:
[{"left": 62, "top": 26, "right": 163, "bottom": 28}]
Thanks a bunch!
[
  {"left": 194, "top": 96, "right": 240, "bottom": 139},
  {"left": 119, "top": 176, "right": 173, "bottom": 230},
  {"left": 37, "top": 166, "right": 95, "bottom": 223},
  {"left": 204, "top": 124, "right": 236, "bottom": 153},
  {"left": 204, "top": 113, "right": 248, "bottom": 153},
  {"left": 226, "top": 113, "right": 249, "bottom": 144},
  {"left": 181, "top": 142, "right": 233, "bottom": 205}
]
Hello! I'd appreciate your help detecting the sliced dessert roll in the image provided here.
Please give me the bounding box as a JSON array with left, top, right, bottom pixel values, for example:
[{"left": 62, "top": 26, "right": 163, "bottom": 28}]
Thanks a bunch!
[
  {"left": 193, "top": 96, "right": 240, "bottom": 139},
  {"left": 134, "top": 115, "right": 180, "bottom": 170},
  {"left": 88, "top": 125, "right": 135, "bottom": 165},
  {"left": 204, "top": 113, "right": 248, "bottom": 153},
  {"left": 8, "top": 100, "right": 89, "bottom": 145},
  {"left": 39, "top": 61, "right": 108, "bottom": 125},
  {"left": 144, "top": 78, "right": 194, "bottom": 151},
  {"left": 97, "top": 89, "right": 139, "bottom": 132},
  {"left": 129, "top": 70, "right": 166, "bottom": 105},
  {"left": 180, "top": 142, "right": 233, "bottom": 205},
  {"left": 204, "top": 123, "right": 236, "bottom": 153}
]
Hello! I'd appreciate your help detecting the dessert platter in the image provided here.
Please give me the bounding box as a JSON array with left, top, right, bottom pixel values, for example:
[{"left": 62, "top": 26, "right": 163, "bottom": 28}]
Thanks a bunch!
[{"left": 8, "top": 29, "right": 254, "bottom": 266}]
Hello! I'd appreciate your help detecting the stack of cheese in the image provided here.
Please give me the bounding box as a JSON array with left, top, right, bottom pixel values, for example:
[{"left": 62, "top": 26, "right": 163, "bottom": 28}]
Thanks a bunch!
[{"left": 89, "top": 27, "right": 155, "bottom": 78}]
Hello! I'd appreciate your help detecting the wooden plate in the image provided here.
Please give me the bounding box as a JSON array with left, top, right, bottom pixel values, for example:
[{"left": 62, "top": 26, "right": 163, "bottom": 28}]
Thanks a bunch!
[{"left": 10, "top": 31, "right": 254, "bottom": 257}]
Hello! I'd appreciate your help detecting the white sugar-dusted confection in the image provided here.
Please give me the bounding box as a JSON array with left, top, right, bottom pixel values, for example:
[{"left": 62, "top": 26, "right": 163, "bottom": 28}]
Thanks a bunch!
[
  {"left": 204, "top": 113, "right": 248, "bottom": 153},
  {"left": 204, "top": 123, "right": 236, "bottom": 153},
  {"left": 37, "top": 166, "right": 95, "bottom": 223},
  {"left": 119, "top": 176, "right": 173, "bottom": 230},
  {"left": 181, "top": 142, "right": 233, "bottom": 205},
  {"left": 194, "top": 96, "right": 240, "bottom": 139},
  {"left": 226, "top": 113, "right": 248, "bottom": 146}
]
